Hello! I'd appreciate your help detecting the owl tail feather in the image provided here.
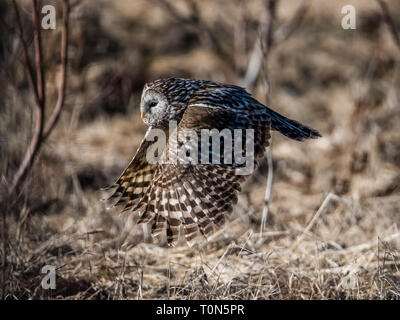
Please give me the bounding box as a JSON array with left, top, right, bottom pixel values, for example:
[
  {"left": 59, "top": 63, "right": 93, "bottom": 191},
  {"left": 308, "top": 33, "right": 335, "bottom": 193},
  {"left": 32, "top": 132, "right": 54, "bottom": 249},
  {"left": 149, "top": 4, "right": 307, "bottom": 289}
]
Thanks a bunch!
[{"left": 265, "top": 108, "right": 322, "bottom": 141}]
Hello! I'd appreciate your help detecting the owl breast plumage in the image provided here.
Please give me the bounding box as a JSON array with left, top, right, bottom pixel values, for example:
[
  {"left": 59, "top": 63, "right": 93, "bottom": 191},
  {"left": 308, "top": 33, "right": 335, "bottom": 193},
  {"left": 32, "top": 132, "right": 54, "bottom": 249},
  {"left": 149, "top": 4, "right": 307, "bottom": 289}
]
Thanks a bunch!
[{"left": 104, "top": 78, "right": 321, "bottom": 246}]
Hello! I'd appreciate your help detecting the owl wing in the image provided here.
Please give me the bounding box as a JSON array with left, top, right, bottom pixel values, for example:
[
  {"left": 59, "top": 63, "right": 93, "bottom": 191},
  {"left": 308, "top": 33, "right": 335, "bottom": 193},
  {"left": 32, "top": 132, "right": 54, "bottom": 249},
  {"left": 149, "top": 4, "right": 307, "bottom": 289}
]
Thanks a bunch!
[
  {"left": 130, "top": 103, "right": 270, "bottom": 247},
  {"left": 102, "top": 127, "right": 161, "bottom": 213},
  {"left": 105, "top": 96, "right": 271, "bottom": 247}
]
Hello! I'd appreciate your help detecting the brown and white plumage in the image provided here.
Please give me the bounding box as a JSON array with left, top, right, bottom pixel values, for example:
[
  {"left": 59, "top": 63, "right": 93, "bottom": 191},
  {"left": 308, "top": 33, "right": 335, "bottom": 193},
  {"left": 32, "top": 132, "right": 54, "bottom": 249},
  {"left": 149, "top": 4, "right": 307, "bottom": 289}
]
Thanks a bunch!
[{"left": 104, "top": 78, "right": 321, "bottom": 246}]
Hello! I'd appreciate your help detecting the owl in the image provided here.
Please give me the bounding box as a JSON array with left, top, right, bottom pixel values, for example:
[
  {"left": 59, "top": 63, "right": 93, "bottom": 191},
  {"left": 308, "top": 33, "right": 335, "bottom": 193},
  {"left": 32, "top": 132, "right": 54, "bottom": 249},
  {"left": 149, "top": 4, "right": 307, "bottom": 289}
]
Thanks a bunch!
[{"left": 104, "top": 78, "right": 321, "bottom": 246}]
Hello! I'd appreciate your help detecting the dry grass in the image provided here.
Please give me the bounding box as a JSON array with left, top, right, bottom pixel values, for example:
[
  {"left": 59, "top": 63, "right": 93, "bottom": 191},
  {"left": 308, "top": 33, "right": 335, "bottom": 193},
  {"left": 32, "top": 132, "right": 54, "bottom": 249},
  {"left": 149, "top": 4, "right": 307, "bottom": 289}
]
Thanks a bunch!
[{"left": 1, "top": 0, "right": 400, "bottom": 299}]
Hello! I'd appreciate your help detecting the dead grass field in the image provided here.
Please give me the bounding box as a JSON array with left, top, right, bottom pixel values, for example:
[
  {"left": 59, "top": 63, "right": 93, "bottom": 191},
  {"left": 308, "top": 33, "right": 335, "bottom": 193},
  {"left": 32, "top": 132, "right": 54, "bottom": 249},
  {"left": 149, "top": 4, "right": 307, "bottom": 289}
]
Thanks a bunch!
[{"left": 1, "top": 0, "right": 400, "bottom": 299}]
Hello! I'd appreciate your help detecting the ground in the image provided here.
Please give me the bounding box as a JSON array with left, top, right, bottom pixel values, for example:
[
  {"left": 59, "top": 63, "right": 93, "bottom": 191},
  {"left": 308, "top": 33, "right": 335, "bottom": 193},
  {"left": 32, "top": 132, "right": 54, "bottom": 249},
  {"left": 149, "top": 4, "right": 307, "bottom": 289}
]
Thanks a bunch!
[{"left": 1, "top": 0, "right": 400, "bottom": 299}]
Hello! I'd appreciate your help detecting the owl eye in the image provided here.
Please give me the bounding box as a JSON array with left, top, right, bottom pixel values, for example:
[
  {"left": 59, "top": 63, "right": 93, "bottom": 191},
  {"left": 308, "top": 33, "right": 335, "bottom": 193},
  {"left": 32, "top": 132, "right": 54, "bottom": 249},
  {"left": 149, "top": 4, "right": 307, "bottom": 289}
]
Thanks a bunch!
[{"left": 149, "top": 101, "right": 158, "bottom": 108}]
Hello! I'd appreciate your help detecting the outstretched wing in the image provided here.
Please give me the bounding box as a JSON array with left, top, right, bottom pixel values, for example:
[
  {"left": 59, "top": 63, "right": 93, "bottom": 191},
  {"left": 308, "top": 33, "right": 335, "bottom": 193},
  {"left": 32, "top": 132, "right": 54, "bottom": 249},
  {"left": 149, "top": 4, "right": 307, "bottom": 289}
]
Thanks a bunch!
[
  {"left": 102, "top": 127, "right": 161, "bottom": 213},
  {"left": 132, "top": 101, "right": 271, "bottom": 246},
  {"left": 105, "top": 85, "right": 272, "bottom": 247}
]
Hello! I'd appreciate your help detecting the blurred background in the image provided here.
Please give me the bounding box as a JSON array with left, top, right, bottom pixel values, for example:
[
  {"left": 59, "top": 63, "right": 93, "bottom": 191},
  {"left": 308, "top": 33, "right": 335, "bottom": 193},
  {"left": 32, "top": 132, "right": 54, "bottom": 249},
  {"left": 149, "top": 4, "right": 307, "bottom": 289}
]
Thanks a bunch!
[{"left": 0, "top": 0, "right": 399, "bottom": 299}]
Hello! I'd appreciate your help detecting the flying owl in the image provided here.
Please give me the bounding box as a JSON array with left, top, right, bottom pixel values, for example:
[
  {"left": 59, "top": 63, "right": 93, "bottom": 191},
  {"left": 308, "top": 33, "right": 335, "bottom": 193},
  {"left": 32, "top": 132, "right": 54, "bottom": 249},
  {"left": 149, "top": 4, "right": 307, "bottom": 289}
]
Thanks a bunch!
[{"left": 104, "top": 78, "right": 321, "bottom": 246}]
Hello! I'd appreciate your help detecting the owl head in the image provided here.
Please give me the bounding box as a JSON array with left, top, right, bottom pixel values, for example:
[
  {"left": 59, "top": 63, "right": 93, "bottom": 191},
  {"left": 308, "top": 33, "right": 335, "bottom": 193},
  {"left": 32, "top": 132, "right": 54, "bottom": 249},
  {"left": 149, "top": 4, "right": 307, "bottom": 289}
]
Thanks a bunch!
[
  {"left": 140, "top": 88, "right": 170, "bottom": 127},
  {"left": 140, "top": 78, "right": 201, "bottom": 128}
]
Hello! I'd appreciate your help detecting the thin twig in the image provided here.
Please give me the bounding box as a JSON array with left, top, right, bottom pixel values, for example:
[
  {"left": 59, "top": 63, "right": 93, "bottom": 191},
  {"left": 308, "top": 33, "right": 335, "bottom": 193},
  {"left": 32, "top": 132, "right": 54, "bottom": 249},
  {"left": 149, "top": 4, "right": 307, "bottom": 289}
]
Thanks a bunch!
[
  {"left": 273, "top": 1, "right": 309, "bottom": 44},
  {"left": 259, "top": 139, "right": 273, "bottom": 239},
  {"left": 42, "top": 0, "right": 70, "bottom": 139},
  {"left": 31, "top": 0, "right": 45, "bottom": 106},
  {"left": 11, "top": 0, "right": 40, "bottom": 108},
  {"left": 211, "top": 242, "right": 233, "bottom": 275},
  {"left": 234, "top": 0, "right": 248, "bottom": 75},
  {"left": 137, "top": 268, "right": 143, "bottom": 299},
  {"left": 376, "top": 0, "right": 400, "bottom": 51},
  {"left": 292, "top": 192, "right": 336, "bottom": 249},
  {"left": 243, "top": 0, "right": 277, "bottom": 90},
  {"left": 241, "top": 1, "right": 278, "bottom": 240},
  {"left": 152, "top": 0, "right": 234, "bottom": 68}
]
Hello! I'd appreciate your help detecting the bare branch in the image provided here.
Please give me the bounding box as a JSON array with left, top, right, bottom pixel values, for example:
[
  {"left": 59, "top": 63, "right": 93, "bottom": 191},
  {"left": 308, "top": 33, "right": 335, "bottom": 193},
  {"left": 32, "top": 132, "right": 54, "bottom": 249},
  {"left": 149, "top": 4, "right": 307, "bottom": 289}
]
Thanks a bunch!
[
  {"left": 242, "top": 0, "right": 308, "bottom": 89},
  {"left": 292, "top": 192, "right": 338, "bottom": 249},
  {"left": 70, "top": 0, "right": 81, "bottom": 10},
  {"left": 11, "top": 0, "right": 41, "bottom": 109},
  {"left": 9, "top": 0, "right": 71, "bottom": 194},
  {"left": 151, "top": 0, "right": 192, "bottom": 25},
  {"left": 274, "top": 1, "right": 309, "bottom": 44},
  {"left": 240, "top": 1, "right": 279, "bottom": 239},
  {"left": 10, "top": 0, "right": 44, "bottom": 194},
  {"left": 259, "top": 139, "right": 273, "bottom": 239},
  {"left": 152, "top": 0, "right": 234, "bottom": 68},
  {"left": 31, "top": 0, "right": 45, "bottom": 105},
  {"left": 376, "top": 0, "right": 400, "bottom": 51},
  {"left": 242, "top": 0, "right": 277, "bottom": 90},
  {"left": 42, "top": 0, "right": 70, "bottom": 139},
  {"left": 233, "top": 0, "right": 248, "bottom": 75}
]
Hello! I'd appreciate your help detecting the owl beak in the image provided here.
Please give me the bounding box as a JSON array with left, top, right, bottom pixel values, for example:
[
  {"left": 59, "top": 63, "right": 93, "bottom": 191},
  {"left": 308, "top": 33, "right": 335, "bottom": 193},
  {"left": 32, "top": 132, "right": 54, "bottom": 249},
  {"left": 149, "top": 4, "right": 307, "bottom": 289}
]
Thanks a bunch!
[{"left": 141, "top": 112, "right": 146, "bottom": 121}]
